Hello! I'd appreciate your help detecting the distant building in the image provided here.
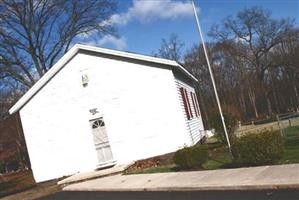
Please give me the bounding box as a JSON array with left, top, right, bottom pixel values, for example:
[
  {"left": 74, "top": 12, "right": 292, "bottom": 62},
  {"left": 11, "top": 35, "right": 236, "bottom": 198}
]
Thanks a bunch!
[{"left": 9, "top": 44, "right": 205, "bottom": 182}]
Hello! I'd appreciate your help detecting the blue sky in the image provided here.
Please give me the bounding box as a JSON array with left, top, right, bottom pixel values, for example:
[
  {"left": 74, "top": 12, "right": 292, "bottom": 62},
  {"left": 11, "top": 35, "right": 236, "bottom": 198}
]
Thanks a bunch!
[{"left": 80, "top": 0, "right": 299, "bottom": 57}]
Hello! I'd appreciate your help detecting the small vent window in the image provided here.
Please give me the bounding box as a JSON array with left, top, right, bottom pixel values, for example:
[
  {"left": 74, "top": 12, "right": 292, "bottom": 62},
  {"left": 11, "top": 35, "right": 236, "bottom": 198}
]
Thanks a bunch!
[
  {"left": 92, "top": 119, "right": 105, "bottom": 129},
  {"left": 80, "top": 69, "right": 89, "bottom": 87},
  {"left": 81, "top": 74, "right": 89, "bottom": 87}
]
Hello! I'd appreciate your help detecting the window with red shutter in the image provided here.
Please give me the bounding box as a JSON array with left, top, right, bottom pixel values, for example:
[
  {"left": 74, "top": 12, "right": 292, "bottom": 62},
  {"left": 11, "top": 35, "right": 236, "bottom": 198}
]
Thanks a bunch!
[
  {"left": 180, "top": 87, "right": 192, "bottom": 120},
  {"left": 185, "top": 89, "right": 193, "bottom": 119}
]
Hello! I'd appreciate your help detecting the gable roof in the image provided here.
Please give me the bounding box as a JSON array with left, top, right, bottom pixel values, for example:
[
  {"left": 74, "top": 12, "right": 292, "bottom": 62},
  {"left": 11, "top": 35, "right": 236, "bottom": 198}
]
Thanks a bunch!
[{"left": 9, "top": 44, "right": 198, "bottom": 114}]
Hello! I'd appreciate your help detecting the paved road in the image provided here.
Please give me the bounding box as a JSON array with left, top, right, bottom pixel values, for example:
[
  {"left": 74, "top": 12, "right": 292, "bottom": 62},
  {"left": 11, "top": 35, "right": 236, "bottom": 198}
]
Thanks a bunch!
[{"left": 40, "top": 189, "right": 299, "bottom": 200}]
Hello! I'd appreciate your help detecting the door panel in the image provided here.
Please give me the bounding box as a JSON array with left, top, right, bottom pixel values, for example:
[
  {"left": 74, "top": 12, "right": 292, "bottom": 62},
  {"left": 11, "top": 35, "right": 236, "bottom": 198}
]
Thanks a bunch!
[{"left": 90, "top": 118, "right": 113, "bottom": 164}]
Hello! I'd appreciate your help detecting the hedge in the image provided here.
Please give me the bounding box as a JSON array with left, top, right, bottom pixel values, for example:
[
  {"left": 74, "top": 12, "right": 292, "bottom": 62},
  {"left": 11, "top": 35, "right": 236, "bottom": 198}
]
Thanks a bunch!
[
  {"left": 173, "top": 145, "right": 208, "bottom": 169},
  {"left": 232, "top": 130, "right": 284, "bottom": 166},
  {"left": 210, "top": 112, "right": 238, "bottom": 144}
]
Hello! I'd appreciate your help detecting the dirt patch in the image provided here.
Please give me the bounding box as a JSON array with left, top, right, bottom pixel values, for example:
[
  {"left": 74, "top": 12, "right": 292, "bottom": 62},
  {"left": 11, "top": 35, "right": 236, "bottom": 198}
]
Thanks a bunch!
[
  {"left": 0, "top": 170, "right": 61, "bottom": 200},
  {"left": 125, "top": 152, "right": 175, "bottom": 174},
  {"left": 0, "top": 170, "right": 35, "bottom": 197},
  {"left": 1, "top": 180, "right": 61, "bottom": 200}
]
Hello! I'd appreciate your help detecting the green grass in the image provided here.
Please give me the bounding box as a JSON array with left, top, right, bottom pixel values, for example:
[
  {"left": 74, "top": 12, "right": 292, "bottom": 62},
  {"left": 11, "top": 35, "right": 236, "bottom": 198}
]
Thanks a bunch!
[
  {"left": 125, "top": 126, "right": 299, "bottom": 175},
  {"left": 205, "top": 126, "right": 299, "bottom": 167},
  {"left": 124, "top": 165, "right": 176, "bottom": 175},
  {"left": 279, "top": 126, "right": 299, "bottom": 164},
  {"left": 142, "top": 165, "right": 175, "bottom": 173},
  {"left": 203, "top": 152, "right": 232, "bottom": 170},
  {"left": 283, "top": 126, "right": 299, "bottom": 138}
]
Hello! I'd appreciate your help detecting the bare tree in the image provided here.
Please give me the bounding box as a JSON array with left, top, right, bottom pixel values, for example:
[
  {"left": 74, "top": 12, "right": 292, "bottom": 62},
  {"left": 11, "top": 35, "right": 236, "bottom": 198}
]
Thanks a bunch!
[
  {"left": 209, "top": 6, "right": 296, "bottom": 116},
  {"left": 154, "top": 33, "right": 185, "bottom": 62},
  {"left": 271, "top": 28, "right": 299, "bottom": 110},
  {"left": 184, "top": 7, "right": 298, "bottom": 122},
  {"left": 0, "top": 0, "right": 116, "bottom": 88},
  {"left": 210, "top": 7, "right": 293, "bottom": 79}
]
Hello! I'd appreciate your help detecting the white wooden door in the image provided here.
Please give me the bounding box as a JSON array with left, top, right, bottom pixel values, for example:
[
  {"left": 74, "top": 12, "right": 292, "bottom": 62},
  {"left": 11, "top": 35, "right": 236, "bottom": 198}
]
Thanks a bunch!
[{"left": 90, "top": 118, "right": 113, "bottom": 164}]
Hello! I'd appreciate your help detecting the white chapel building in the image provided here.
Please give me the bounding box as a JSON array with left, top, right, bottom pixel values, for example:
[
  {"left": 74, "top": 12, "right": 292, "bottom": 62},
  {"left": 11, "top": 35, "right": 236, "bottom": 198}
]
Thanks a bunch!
[{"left": 9, "top": 44, "right": 205, "bottom": 182}]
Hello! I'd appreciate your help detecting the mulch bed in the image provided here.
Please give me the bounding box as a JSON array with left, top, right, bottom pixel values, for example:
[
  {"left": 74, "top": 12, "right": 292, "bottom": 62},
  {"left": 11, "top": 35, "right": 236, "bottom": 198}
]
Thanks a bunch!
[{"left": 125, "top": 152, "right": 175, "bottom": 173}]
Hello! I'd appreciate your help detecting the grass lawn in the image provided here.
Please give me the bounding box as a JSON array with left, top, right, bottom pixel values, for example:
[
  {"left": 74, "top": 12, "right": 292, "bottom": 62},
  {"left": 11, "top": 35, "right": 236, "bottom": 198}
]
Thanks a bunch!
[
  {"left": 279, "top": 126, "right": 299, "bottom": 164},
  {"left": 129, "top": 165, "right": 176, "bottom": 174},
  {"left": 203, "top": 148, "right": 232, "bottom": 170},
  {"left": 126, "top": 125, "right": 299, "bottom": 174}
]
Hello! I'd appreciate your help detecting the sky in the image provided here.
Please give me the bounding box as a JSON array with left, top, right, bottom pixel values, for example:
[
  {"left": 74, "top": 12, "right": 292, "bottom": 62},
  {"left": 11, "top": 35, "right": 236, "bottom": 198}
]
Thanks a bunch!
[{"left": 79, "top": 0, "right": 299, "bottom": 57}]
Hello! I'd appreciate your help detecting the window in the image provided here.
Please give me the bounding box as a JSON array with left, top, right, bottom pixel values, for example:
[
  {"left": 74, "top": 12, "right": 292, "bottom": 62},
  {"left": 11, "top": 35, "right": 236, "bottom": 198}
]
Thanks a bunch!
[
  {"left": 191, "top": 92, "right": 198, "bottom": 117},
  {"left": 81, "top": 73, "right": 89, "bottom": 87},
  {"left": 180, "top": 87, "right": 193, "bottom": 120},
  {"left": 92, "top": 119, "right": 105, "bottom": 129},
  {"left": 80, "top": 69, "right": 89, "bottom": 87},
  {"left": 192, "top": 92, "right": 200, "bottom": 117}
]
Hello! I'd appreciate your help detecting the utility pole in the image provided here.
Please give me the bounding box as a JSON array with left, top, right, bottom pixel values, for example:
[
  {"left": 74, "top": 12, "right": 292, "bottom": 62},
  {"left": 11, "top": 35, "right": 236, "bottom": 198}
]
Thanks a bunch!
[{"left": 191, "top": 0, "right": 232, "bottom": 152}]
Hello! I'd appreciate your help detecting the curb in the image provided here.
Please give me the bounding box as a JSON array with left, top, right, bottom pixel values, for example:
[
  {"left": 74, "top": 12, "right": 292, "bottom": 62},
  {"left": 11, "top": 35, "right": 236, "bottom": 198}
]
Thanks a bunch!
[{"left": 63, "top": 184, "right": 299, "bottom": 192}]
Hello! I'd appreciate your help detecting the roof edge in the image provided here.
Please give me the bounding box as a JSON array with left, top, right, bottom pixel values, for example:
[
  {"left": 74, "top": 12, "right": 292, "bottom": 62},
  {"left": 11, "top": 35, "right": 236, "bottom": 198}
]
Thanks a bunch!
[
  {"left": 9, "top": 44, "right": 80, "bottom": 114},
  {"left": 9, "top": 44, "right": 198, "bottom": 114}
]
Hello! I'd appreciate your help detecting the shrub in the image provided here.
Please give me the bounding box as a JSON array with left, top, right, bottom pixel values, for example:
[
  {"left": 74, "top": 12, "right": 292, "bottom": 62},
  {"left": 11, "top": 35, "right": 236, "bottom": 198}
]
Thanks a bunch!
[
  {"left": 210, "top": 112, "right": 238, "bottom": 144},
  {"left": 232, "top": 130, "right": 284, "bottom": 166},
  {"left": 173, "top": 145, "right": 208, "bottom": 169}
]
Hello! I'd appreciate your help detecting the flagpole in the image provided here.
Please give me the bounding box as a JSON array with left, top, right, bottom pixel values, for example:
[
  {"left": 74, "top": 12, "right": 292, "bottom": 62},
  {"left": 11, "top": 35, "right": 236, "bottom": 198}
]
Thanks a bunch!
[{"left": 191, "top": 0, "right": 232, "bottom": 152}]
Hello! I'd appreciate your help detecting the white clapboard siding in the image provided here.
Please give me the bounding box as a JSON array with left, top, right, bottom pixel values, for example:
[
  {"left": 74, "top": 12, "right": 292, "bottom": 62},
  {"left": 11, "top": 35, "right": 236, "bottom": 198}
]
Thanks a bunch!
[
  {"left": 12, "top": 44, "right": 201, "bottom": 183},
  {"left": 175, "top": 78, "right": 205, "bottom": 144}
]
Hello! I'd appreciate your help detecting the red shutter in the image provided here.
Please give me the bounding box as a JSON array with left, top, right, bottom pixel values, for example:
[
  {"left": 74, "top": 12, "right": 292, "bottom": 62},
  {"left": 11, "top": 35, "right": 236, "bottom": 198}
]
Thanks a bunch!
[
  {"left": 180, "top": 88, "right": 188, "bottom": 119},
  {"left": 191, "top": 92, "right": 198, "bottom": 117},
  {"left": 184, "top": 89, "right": 193, "bottom": 119},
  {"left": 180, "top": 87, "right": 192, "bottom": 120}
]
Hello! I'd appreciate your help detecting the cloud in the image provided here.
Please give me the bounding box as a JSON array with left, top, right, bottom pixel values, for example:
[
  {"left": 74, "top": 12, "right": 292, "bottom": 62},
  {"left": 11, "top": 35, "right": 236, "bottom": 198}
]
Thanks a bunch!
[
  {"left": 95, "top": 35, "right": 127, "bottom": 50},
  {"left": 104, "top": 0, "right": 196, "bottom": 26},
  {"left": 79, "top": 1, "right": 199, "bottom": 50},
  {"left": 78, "top": 33, "right": 127, "bottom": 51}
]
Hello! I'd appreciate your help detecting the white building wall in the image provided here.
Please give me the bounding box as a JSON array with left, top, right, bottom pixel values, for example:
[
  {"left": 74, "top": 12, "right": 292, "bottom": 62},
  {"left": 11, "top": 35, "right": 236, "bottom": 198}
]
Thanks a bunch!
[
  {"left": 175, "top": 79, "right": 205, "bottom": 144},
  {"left": 19, "top": 52, "right": 191, "bottom": 182}
]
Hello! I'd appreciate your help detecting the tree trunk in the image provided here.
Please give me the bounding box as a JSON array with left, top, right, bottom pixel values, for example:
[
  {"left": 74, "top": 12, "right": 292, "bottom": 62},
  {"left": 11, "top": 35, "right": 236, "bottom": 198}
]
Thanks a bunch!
[
  {"left": 294, "top": 84, "right": 299, "bottom": 110},
  {"left": 197, "top": 87, "right": 210, "bottom": 129},
  {"left": 266, "top": 93, "right": 273, "bottom": 116},
  {"left": 239, "top": 91, "right": 246, "bottom": 116},
  {"left": 248, "top": 88, "right": 259, "bottom": 118},
  {"left": 272, "top": 87, "right": 280, "bottom": 114}
]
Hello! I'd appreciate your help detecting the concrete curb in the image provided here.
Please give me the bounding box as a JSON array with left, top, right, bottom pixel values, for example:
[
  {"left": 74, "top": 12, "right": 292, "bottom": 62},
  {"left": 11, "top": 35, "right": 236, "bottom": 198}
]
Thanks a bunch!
[{"left": 63, "top": 183, "right": 299, "bottom": 192}]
